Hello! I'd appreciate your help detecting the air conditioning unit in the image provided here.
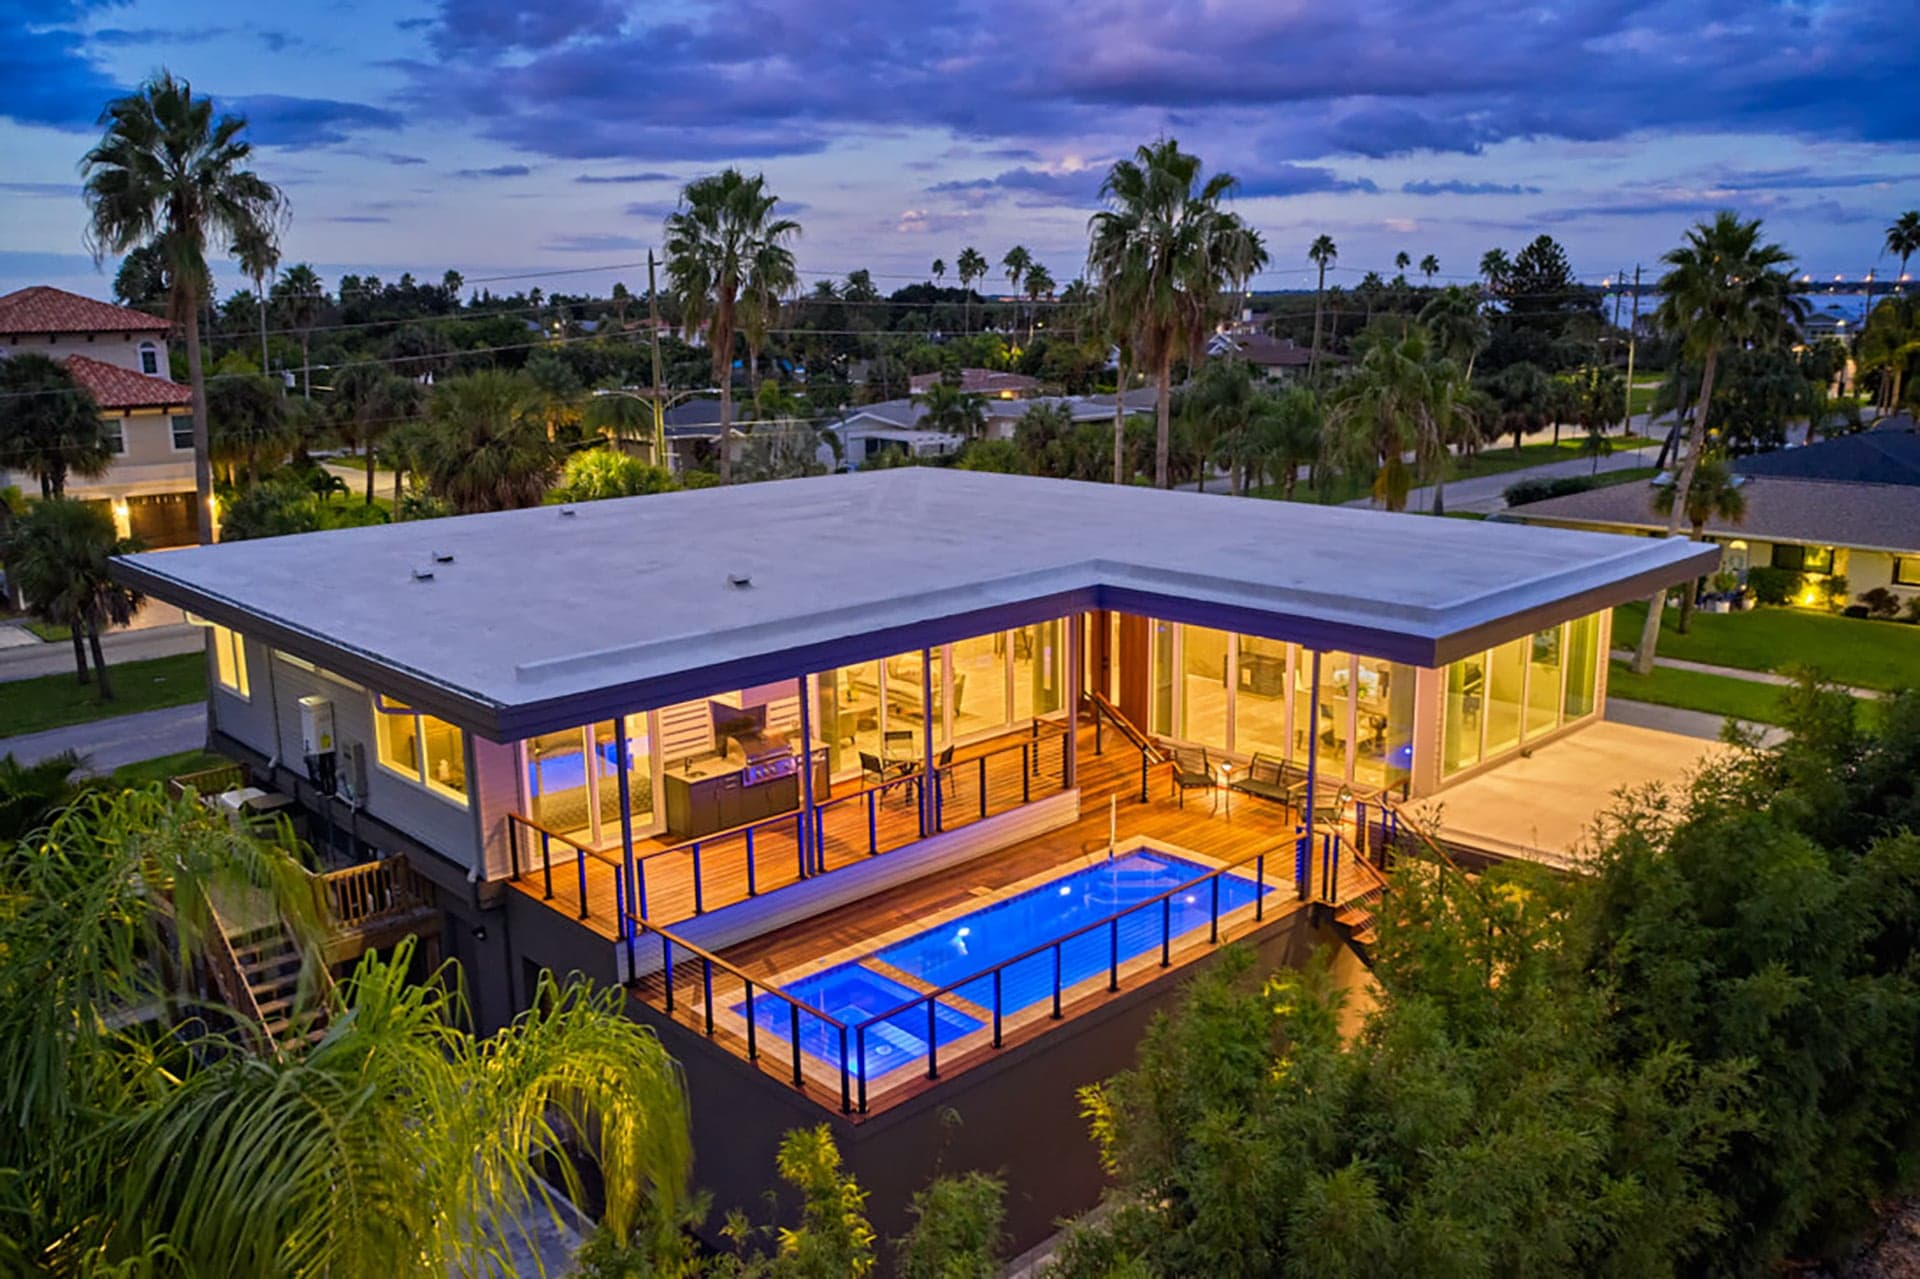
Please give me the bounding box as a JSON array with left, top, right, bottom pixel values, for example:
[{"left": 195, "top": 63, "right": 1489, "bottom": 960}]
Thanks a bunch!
[{"left": 299, "top": 696, "right": 335, "bottom": 755}]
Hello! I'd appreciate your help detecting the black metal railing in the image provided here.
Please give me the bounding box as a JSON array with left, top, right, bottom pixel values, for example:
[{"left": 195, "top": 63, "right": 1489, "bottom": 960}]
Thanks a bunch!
[{"left": 1083, "top": 690, "right": 1162, "bottom": 802}]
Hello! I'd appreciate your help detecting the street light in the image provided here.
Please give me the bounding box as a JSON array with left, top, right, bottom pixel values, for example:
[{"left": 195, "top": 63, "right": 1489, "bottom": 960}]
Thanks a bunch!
[{"left": 591, "top": 386, "right": 721, "bottom": 467}]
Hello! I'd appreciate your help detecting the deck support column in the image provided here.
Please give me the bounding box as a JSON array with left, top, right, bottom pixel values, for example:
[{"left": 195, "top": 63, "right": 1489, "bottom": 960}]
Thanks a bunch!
[
  {"left": 1064, "top": 611, "right": 1082, "bottom": 790},
  {"left": 1305, "top": 649, "right": 1322, "bottom": 896},
  {"left": 920, "top": 647, "right": 936, "bottom": 838},
  {"left": 796, "top": 671, "right": 818, "bottom": 875},
  {"left": 614, "top": 718, "right": 638, "bottom": 937}
]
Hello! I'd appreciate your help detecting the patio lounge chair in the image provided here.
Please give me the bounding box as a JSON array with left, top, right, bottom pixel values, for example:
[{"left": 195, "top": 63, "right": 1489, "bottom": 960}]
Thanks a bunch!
[{"left": 1169, "top": 745, "right": 1215, "bottom": 811}]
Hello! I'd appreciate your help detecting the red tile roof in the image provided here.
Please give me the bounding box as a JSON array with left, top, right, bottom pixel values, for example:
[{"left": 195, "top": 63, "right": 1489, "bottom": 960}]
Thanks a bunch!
[
  {"left": 908, "top": 368, "right": 1041, "bottom": 396},
  {"left": 63, "top": 354, "right": 191, "bottom": 410},
  {"left": 0, "top": 286, "right": 171, "bottom": 336}
]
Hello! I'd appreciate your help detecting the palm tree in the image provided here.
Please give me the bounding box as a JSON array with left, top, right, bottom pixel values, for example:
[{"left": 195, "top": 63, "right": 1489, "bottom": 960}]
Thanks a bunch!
[
  {"left": 81, "top": 70, "right": 284, "bottom": 545},
  {"left": 332, "top": 365, "right": 422, "bottom": 504},
  {"left": 931, "top": 257, "right": 947, "bottom": 287},
  {"left": 1324, "top": 325, "right": 1457, "bottom": 511},
  {"left": 1479, "top": 247, "right": 1511, "bottom": 295},
  {"left": 10, "top": 499, "right": 142, "bottom": 696},
  {"left": 1394, "top": 250, "right": 1412, "bottom": 278},
  {"left": 232, "top": 222, "right": 279, "bottom": 374},
  {"left": 1022, "top": 262, "right": 1055, "bottom": 342},
  {"left": 737, "top": 239, "right": 798, "bottom": 390},
  {"left": 0, "top": 354, "right": 114, "bottom": 498},
  {"left": 957, "top": 247, "right": 988, "bottom": 331},
  {"left": 420, "top": 370, "right": 561, "bottom": 512},
  {"left": 272, "top": 264, "right": 325, "bottom": 397},
  {"left": 609, "top": 280, "right": 632, "bottom": 328},
  {"left": 1857, "top": 296, "right": 1918, "bottom": 413},
  {"left": 0, "top": 750, "right": 87, "bottom": 844},
  {"left": 1631, "top": 211, "right": 1801, "bottom": 674},
  {"left": 1086, "top": 138, "right": 1267, "bottom": 487},
  {"left": 914, "top": 379, "right": 988, "bottom": 438},
  {"left": 1652, "top": 456, "right": 1746, "bottom": 632},
  {"left": 206, "top": 373, "right": 292, "bottom": 485},
  {"left": 1887, "top": 210, "right": 1920, "bottom": 287},
  {"left": 1308, "top": 235, "right": 1337, "bottom": 382},
  {"left": 1418, "top": 287, "right": 1490, "bottom": 381},
  {"left": 0, "top": 789, "right": 694, "bottom": 1276},
  {"left": 1489, "top": 360, "right": 1553, "bottom": 452},
  {"left": 1420, "top": 254, "right": 1440, "bottom": 284},
  {"left": 1001, "top": 245, "right": 1032, "bottom": 298},
  {"left": 663, "top": 169, "right": 801, "bottom": 485}
]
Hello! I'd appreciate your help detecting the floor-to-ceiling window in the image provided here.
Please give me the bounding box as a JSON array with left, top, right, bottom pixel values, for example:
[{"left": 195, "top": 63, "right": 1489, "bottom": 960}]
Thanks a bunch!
[
  {"left": 951, "top": 633, "right": 1011, "bottom": 740},
  {"left": 1177, "top": 624, "right": 1230, "bottom": 750},
  {"left": 1150, "top": 619, "right": 1175, "bottom": 736},
  {"left": 1352, "top": 654, "right": 1415, "bottom": 791},
  {"left": 1012, "top": 619, "right": 1065, "bottom": 722},
  {"left": 1440, "top": 609, "right": 1608, "bottom": 780},
  {"left": 1234, "top": 634, "right": 1291, "bottom": 758}
]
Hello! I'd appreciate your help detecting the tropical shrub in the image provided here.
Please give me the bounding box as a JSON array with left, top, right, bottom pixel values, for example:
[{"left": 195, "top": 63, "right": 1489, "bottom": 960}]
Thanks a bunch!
[
  {"left": 556, "top": 448, "right": 675, "bottom": 502},
  {"left": 1052, "top": 678, "right": 1920, "bottom": 1278},
  {"left": 1859, "top": 586, "right": 1900, "bottom": 618},
  {"left": 1745, "top": 564, "right": 1799, "bottom": 606},
  {"left": 1502, "top": 474, "right": 1599, "bottom": 506}
]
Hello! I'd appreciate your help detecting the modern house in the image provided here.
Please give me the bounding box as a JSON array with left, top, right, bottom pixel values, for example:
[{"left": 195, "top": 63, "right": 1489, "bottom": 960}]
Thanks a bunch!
[
  {"left": 114, "top": 468, "right": 1712, "bottom": 1250},
  {"left": 1506, "top": 415, "right": 1920, "bottom": 608},
  {"left": 0, "top": 286, "right": 199, "bottom": 545}
]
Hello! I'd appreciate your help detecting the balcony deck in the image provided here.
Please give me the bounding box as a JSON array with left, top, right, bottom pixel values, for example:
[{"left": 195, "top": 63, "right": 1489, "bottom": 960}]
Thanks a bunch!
[{"left": 610, "top": 717, "right": 1383, "bottom": 1114}]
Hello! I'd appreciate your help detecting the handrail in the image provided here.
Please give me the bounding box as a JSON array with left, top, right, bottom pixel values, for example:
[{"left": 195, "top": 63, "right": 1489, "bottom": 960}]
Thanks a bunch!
[
  {"left": 204, "top": 896, "right": 279, "bottom": 1058},
  {"left": 631, "top": 914, "right": 854, "bottom": 1112},
  {"left": 1083, "top": 690, "right": 1163, "bottom": 763},
  {"left": 849, "top": 835, "right": 1294, "bottom": 1111},
  {"left": 168, "top": 762, "right": 246, "bottom": 800}
]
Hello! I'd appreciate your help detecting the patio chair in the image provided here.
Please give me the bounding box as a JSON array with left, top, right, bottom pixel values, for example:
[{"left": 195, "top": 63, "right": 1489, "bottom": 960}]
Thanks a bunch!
[
  {"left": 1169, "top": 745, "right": 1216, "bottom": 812},
  {"left": 862, "top": 748, "right": 919, "bottom": 806},
  {"left": 1229, "top": 752, "right": 1292, "bottom": 809}
]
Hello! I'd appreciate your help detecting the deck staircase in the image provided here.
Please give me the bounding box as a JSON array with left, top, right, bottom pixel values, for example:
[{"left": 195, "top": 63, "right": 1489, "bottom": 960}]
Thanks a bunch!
[
  {"left": 1333, "top": 859, "right": 1389, "bottom": 955},
  {"left": 227, "top": 921, "right": 331, "bottom": 1052}
]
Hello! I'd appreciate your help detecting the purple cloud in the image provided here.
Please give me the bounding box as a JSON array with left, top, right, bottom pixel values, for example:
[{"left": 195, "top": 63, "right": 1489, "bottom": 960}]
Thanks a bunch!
[
  {"left": 545, "top": 232, "right": 651, "bottom": 252},
  {"left": 1403, "top": 179, "right": 1543, "bottom": 196},
  {"left": 228, "top": 95, "right": 403, "bottom": 147},
  {"left": 454, "top": 163, "right": 533, "bottom": 178},
  {"left": 576, "top": 171, "right": 678, "bottom": 184}
]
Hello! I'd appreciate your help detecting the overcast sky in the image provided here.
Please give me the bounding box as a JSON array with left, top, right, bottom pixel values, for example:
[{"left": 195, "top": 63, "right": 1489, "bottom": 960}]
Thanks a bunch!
[{"left": 5, "top": 0, "right": 1918, "bottom": 303}]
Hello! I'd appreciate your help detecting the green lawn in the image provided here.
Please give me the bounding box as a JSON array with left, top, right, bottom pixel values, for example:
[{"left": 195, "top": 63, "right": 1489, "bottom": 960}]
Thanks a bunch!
[
  {"left": 107, "top": 748, "right": 228, "bottom": 789},
  {"left": 1614, "top": 601, "right": 1920, "bottom": 693},
  {"left": 0, "top": 652, "right": 207, "bottom": 737},
  {"left": 24, "top": 620, "right": 70, "bottom": 643},
  {"left": 1250, "top": 437, "right": 1655, "bottom": 506},
  {"left": 1585, "top": 465, "right": 1660, "bottom": 490},
  {"left": 1626, "top": 381, "right": 1662, "bottom": 417},
  {"left": 1607, "top": 660, "right": 1794, "bottom": 726}
]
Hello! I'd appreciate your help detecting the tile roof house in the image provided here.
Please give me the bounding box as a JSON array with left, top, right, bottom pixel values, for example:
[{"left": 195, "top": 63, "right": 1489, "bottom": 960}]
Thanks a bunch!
[
  {"left": 0, "top": 286, "right": 199, "bottom": 545},
  {"left": 1204, "top": 332, "right": 1339, "bottom": 380}
]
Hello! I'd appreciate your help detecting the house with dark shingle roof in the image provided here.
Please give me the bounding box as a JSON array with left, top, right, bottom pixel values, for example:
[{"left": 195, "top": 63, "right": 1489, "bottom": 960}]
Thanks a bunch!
[
  {"left": 1503, "top": 415, "right": 1920, "bottom": 609},
  {"left": 0, "top": 286, "right": 199, "bottom": 545}
]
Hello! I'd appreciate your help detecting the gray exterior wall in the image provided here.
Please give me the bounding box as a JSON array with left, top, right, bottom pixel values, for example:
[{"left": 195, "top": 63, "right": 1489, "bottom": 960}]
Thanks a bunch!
[{"left": 211, "top": 631, "right": 482, "bottom": 871}]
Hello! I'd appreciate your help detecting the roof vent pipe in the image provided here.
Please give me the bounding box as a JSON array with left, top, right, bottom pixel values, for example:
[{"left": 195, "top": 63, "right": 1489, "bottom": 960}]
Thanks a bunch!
[{"left": 728, "top": 573, "right": 752, "bottom": 588}]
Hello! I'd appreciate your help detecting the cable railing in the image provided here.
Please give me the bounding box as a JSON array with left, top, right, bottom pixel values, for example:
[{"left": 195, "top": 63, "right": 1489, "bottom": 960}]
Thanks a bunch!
[
  {"left": 626, "top": 834, "right": 1300, "bottom": 1114},
  {"left": 507, "top": 721, "right": 1073, "bottom": 948}
]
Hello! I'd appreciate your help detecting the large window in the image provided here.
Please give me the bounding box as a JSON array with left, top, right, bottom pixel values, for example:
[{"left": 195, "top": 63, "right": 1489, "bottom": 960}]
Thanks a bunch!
[
  {"left": 170, "top": 415, "right": 194, "bottom": 451},
  {"left": 1774, "top": 543, "right": 1835, "bottom": 574},
  {"left": 526, "top": 716, "right": 652, "bottom": 841},
  {"left": 951, "top": 633, "right": 1010, "bottom": 739},
  {"left": 210, "top": 625, "right": 249, "bottom": 698},
  {"left": 375, "top": 697, "right": 468, "bottom": 804},
  {"left": 1895, "top": 558, "right": 1920, "bottom": 588},
  {"left": 1352, "top": 654, "right": 1414, "bottom": 790},
  {"left": 1176, "top": 624, "right": 1230, "bottom": 750},
  {"left": 1441, "top": 611, "right": 1607, "bottom": 779},
  {"left": 1234, "top": 634, "right": 1291, "bottom": 759},
  {"left": 103, "top": 418, "right": 125, "bottom": 454}
]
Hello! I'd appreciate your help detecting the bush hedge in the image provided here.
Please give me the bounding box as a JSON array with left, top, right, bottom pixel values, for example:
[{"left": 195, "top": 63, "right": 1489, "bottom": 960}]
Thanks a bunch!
[
  {"left": 1746, "top": 565, "right": 1801, "bottom": 606},
  {"left": 1503, "top": 474, "right": 1603, "bottom": 506}
]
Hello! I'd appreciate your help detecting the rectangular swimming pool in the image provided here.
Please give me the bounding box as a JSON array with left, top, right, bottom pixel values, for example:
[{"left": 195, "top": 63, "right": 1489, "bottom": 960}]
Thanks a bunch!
[{"left": 733, "top": 847, "right": 1276, "bottom": 1082}]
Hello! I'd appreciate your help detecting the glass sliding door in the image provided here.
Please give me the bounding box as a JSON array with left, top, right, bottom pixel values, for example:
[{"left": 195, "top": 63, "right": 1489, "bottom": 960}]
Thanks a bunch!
[
  {"left": 1443, "top": 654, "right": 1485, "bottom": 775},
  {"left": 1012, "top": 619, "right": 1065, "bottom": 721},
  {"left": 527, "top": 727, "right": 592, "bottom": 837},
  {"left": 951, "top": 633, "right": 1010, "bottom": 741},
  {"left": 1234, "top": 634, "right": 1291, "bottom": 758},
  {"left": 1149, "top": 619, "right": 1175, "bottom": 736},
  {"left": 1351, "top": 655, "right": 1415, "bottom": 791},
  {"left": 1563, "top": 613, "right": 1599, "bottom": 720},
  {"left": 1484, "top": 639, "right": 1526, "bottom": 757},
  {"left": 589, "top": 715, "right": 654, "bottom": 838},
  {"left": 1176, "top": 625, "right": 1230, "bottom": 751},
  {"left": 1525, "top": 628, "right": 1563, "bottom": 739}
]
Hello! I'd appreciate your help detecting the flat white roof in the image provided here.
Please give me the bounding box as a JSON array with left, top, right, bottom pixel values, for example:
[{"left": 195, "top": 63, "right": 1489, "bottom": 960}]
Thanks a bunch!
[{"left": 116, "top": 468, "right": 1714, "bottom": 738}]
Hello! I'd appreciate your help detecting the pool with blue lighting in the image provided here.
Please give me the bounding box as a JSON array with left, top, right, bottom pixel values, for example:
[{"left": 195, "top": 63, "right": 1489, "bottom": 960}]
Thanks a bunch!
[{"left": 733, "top": 847, "right": 1276, "bottom": 1081}]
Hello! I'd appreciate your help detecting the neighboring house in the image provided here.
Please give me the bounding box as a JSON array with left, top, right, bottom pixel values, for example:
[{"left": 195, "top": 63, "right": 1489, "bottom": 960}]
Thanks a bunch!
[
  {"left": 116, "top": 468, "right": 1708, "bottom": 1254},
  {"left": 906, "top": 367, "right": 1039, "bottom": 398},
  {"left": 831, "top": 389, "right": 1156, "bottom": 464},
  {"left": 0, "top": 286, "right": 198, "bottom": 545},
  {"left": 1204, "top": 331, "right": 1335, "bottom": 381},
  {"left": 1801, "top": 307, "right": 1855, "bottom": 341},
  {"left": 1503, "top": 418, "right": 1920, "bottom": 607}
]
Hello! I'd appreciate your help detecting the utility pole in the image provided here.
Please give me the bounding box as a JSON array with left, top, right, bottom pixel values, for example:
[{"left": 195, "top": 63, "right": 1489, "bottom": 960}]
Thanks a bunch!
[
  {"left": 648, "top": 250, "right": 666, "bottom": 468},
  {"left": 1621, "top": 264, "right": 1642, "bottom": 439}
]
